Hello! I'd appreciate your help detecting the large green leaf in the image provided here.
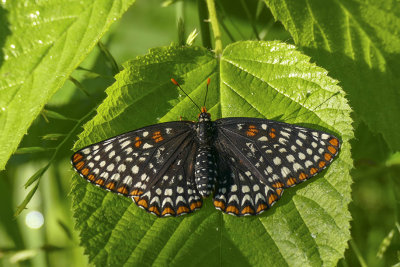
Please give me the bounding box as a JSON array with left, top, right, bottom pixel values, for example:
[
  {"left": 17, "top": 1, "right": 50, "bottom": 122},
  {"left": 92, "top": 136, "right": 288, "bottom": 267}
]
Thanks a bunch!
[
  {"left": 0, "top": 0, "right": 136, "bottom": 170},
  {"left": 71, "top": 41, "right": 353, "bottom": 266},
  {"left": 264, "top": 0, "right": 400, "bottom": 151}
]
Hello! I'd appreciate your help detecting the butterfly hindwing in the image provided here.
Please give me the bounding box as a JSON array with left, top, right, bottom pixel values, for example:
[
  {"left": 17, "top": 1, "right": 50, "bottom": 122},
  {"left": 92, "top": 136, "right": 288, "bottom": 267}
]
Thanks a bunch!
[
  {"left": 213, "top": 117, "right": 340, "bottom": 216},
  {"left": 71, "top": 121, "right": 203, "bottom": 217}
]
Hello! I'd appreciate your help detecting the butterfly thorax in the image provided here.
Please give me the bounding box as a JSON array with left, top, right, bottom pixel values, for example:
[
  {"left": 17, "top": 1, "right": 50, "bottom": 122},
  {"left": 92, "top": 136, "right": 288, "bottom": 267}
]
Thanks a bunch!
[{"left": 194, "top": 109, "right": 217, "bottom": 197}]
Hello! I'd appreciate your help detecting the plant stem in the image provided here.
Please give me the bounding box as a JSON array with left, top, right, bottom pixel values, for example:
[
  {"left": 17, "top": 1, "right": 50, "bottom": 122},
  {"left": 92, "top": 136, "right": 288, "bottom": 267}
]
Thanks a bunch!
[
  {"left": 206, "top": 0, "right": 222, "bottom": 57},
  {"left": 197, "top": 0, "right": 211, "bottom": 49}
]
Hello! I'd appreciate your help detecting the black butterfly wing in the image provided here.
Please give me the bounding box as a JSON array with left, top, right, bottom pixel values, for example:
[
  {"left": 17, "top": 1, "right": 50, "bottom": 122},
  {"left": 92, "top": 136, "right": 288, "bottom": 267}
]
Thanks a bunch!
[
  {"left": 213, "top": 117, "right": 340, "bottom": 216},
  {"left": 71, "top": 121, "right": 202, "bottom": 217}
]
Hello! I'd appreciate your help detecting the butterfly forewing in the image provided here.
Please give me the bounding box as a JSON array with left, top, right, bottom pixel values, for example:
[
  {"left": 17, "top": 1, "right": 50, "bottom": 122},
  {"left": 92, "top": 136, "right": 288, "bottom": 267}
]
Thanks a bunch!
[
  {"left": 212, "top": 118, "right": 340, "bottom": 216},
  {"left": 71, "top": 121, "right": 203, "bottom": 217}
]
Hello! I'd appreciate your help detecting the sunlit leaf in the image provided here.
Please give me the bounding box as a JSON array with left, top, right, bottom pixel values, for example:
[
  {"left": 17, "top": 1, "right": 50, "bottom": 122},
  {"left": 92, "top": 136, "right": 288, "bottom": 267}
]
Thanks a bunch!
[{"left": 71, "top": 42, "right": 353, "bottom": 266}]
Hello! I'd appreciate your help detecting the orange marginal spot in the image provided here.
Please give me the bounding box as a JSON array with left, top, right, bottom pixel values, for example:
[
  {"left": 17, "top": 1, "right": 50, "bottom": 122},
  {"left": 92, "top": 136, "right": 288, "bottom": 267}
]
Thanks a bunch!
[
  {"left": 73, "top": 153, "right": 83, "bottom": 163},
  {"left": 81, "top": 168, "right": 90, "bottom": 176},
  {"left": 95, "top": 179, "right": 105, "bottom": 186},
  {"left": 241, "top": 206, "right": 254, "bottom": 214},
  {"left": 176, "top": 206, "right": 190, "bottom": 215},
  {"left": 286, "top": 177, "right": 297, "bottom": 186},
  {"left": 329, "top": 138, "right": 339, "bottom": 147},
  {"left": 190, "top": 201, "right": 202, "bottom": 210},
  {"left": 226, "top": 205, "right": 239, "bottom": 215},
  {"left": 299, "top": 172, "right": 308, "bottom": 180},
  {"left": 130, "top": 189, "right": 143, "bottom": 196},
  {"left": 152, "top": 131, "right": 164, "bottom": 143},
  {"left": 246, "top": 125, "right": 259, "bottom": 137},
  {"left": 134, "top": 136, "right": 142, "bottom": 148},
  {"left": 87, "top": 174, "right": 96, "bottom": 181},
  {"left": 268, "top": 194, "right": 278, "bottom": 205},
  {"left": 137, "top": 199, "right": 149, "bottom": 209},
  {"left": 75, "top": 161, "right": 84, "bottom": 170},
  {"left": 328, "top": 145, "right": 337, "bottom": 154},
  {"left": 276, "top": 188, "right": 283, "bottom": 196},
  {"left": 162, "top": 207, "right": 175, "bottom": 216},
  {"left": 310, "top": 167, "right": 318, "bottom": 175},
  {"left": 213, "top": 200, "right": 225, "bottom": 210},
  {"left": 133, "top": 196, "right": 139, "bottom": 202},
  {"left": 256, "top": 203, "right": 268, "bottom": 213},
  {"left": 271, "top": 128, "right": 276, "bottom": 132},
  {"left": 149, "top": 206, "right": 160, "bottom": 216},
  {"left": 324, "top": 153, "right": 332, "bottom": 161},
  {"left": 319, "top": 161, "right": 326, "bottom": 168},
  {"left": 272, "top": 182, "right": 284, "bottom": 188},
  {"left": 117, "top": 186, "right": 128, "bottom": 194},
  {"left": 106, "top": 182, "right": 115, "bottom": 190}
]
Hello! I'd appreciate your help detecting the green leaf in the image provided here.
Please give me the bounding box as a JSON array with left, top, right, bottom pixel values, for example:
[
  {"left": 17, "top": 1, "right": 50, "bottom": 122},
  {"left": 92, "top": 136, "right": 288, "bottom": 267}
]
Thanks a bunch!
[
  {"left": 41, "top": 133, "right": 66, "bottom": 140},
  {"left": 24, "top": 165, "right": 49, "bottom": 188},
  {"left": 71, "top": 42, "right": 353, "bottom": 266},
  {"left": 264, "top": 0, "right": 400, "bottom": 151},
  {"left": 15, "top": 147, "right": 53, "bottom": 154},
  {"left": 14, "top": 182, "right": 39, "bottom": 217},
  {"left": 0, "top": 0, "right": 136, "bottom": 171},
  {"left": 42, "top": 109, "right": 77, "bottom": 121}
]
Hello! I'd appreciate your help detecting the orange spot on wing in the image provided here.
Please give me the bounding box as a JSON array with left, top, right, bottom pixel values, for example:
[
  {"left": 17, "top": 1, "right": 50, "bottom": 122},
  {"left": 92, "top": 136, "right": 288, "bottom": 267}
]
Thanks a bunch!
[
  {"left": 75, "top": 161, "right": 84, "bottom": 170},
  {"left": 226, "top": 205, "right": 239, "bottom": 214},
  {"left": 256, "top": 203, "right": 268, "bottom": 213},
  {"left": 246, "top": 125, "right": 259, "bottom": 137},
  {"left": 268, "top": 194, "right": 277, "bottom": 205},
  {"left": 117, "top": 186, "right": 128, "bottom": 194},
  {"left": 106, "top": 182, "right": 115, "bottom": 190},
  {"left": 310, "top": 167, "right": 318, "bottom": 175},
  {"left": 95, "top": 179, "right": 104, "bottom": 185},
  {"left": 149, "top": 206, "right": 160, "bottom": 215},
  {"left": 176, "top": 206, "right": 190, "bottom": 215},
  {"left": 214, "top": 200, "right": 225, "bottom": 210},
  {"left": 329, "top": 138, "right": 339, "bottom": 147},
  {"left": 190, "top": 201, "right": 202, "bottom": 211},
  {"left": 269, "top": 128, "right": 277, "bottom": 138},
  {"left": 286, "top": 177, "right": 297, "bottom": 186},
  {"left": 87, "top": 174, "right": 95, "bottom": 181},
  {"left": 272, "top": 182, "right": 284, "bottom": 188},
  {"left": 138, "top": 199, "right": 148, "bottom": 208},
  {"left": 276, "top": 188, "right": 283, "bottom": 196},
  {"left": 328, "top": 146, "right": 337, "bottom": 154},
  {"left": 134, "top": 136, "right": 142, "bottom": 148},
  {"left": 299, "top": 172, "right": 308, "bottom": 180},
  {"left": 241, "top": 206, "right": 254, "bottom": 214},
  {"left": 133, "top": 196, "right": 139, "bottom": 202},
  {"left": 152, "top": 131, "right": 164, "bottom": 143},
  {"left": 162, "top": 207, "right": 175, "bottom": 216},
  {"left": 73, "top": 153, "right": 83, "bottom": 163},
  {"left": 130, "top": 189, "right": 143, "bottom": 196},
  {"left": 81, "top": 168, "right": 89, "bottom": 176},
  {"left": 324, "top": 153, "right": 332, "bottom": 161},
  {"left": 319, "top": 161, "right": 326, "bottom": 168}
]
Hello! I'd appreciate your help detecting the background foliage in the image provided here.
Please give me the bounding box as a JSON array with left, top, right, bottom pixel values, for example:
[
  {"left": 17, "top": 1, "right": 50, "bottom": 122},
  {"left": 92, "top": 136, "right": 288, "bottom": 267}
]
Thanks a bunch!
[{"left": 0, "top": 0, "right": 399, "bottom": 266}]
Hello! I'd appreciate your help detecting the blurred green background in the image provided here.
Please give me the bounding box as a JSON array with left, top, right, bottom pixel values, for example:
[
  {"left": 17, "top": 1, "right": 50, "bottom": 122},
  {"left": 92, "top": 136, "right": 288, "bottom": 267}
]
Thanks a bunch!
[{"left": 1, "top": 0, "right": 399, "bottom": 266}]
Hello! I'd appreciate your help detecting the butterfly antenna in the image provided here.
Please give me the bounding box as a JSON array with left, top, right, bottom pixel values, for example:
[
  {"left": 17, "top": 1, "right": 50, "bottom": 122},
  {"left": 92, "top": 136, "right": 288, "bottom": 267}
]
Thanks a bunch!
[
  {"left": 203, "top": 78, "right": 211, "bottom": 107},
  {"left": 171, "top": 78, "right": 201, "bottom": 112}
]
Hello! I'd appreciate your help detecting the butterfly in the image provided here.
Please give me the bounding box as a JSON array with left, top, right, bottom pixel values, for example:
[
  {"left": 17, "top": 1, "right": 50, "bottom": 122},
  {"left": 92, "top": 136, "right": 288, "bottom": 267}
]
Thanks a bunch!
[{"left": 71, "top": 78, "right": 340, "bottom": 217}]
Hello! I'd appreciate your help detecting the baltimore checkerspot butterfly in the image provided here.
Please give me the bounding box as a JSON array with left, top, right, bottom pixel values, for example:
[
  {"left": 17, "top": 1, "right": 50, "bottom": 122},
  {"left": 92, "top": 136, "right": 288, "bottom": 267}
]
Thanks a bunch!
[{"left": 71, "top": 78, "right": 340, "bottom": 217}]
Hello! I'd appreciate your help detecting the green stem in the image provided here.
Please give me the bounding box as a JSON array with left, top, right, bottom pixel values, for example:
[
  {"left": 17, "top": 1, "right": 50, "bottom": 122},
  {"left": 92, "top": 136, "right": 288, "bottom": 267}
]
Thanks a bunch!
[
  {"left": 197, "top": 0, "right": 211, "bottom": 49},
  {"left": 349, "top": 239, "right": 368, "bottom": 267},
  {"left": 206, "top": 0, "right": 222, "bottom": 57}
]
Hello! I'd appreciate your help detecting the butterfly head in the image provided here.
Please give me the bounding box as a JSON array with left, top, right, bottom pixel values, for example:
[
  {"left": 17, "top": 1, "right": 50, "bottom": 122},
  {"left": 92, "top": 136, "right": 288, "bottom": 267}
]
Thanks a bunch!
[{"left": 198, "top": 107, "right": 211, "bottom": 122}]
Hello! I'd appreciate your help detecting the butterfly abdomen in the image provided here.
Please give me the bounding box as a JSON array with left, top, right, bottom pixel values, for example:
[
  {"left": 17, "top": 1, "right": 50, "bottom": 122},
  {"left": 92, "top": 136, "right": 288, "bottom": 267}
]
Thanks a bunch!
[{"left": 195, "top": 146, "right": 217, "bottom": 197}]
